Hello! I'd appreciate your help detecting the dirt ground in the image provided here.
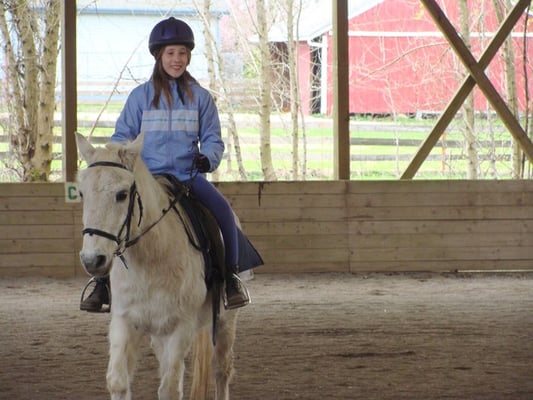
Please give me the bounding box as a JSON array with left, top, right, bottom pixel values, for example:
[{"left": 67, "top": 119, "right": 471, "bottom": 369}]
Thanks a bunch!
[{"left": 1, "top": 272, "right": 532, "bottom": 400}]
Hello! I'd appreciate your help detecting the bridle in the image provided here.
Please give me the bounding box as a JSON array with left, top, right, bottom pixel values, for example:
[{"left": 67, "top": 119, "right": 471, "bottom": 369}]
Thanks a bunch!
[{"left": 81, "top": 161, "right": 182, "bottom": 268}]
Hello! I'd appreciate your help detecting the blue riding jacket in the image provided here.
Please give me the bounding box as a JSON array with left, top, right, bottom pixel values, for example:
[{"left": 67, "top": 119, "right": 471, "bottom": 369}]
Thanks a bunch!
[{"left": 111, "top": 79, "right": 224, "bottom": 182}]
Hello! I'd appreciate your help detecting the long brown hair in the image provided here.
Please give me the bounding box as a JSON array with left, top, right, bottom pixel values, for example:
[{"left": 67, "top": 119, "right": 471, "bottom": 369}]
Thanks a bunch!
[{"left": 151, "top": 47, "right": 198, "bottom": 108}]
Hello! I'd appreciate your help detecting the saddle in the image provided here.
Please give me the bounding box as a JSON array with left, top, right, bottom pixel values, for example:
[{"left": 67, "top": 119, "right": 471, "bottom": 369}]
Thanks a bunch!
[{"left": 155, "top": 174, "right": 263, "bottom": 288}]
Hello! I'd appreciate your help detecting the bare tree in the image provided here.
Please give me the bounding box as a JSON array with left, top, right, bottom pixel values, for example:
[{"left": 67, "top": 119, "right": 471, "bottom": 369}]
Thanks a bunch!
[
  {"left": 264, "top": 0, "right": 311, "bottom": 180},
  {"left": 493, "top": 0, "right": 521, "bottom": 178},
  {"left": 256, "top": 0, "right": 277, "bottom": 180},
  {"left": 0, "top": 0, "right": 60, "bottom": 182},
  {"left": 458, "top": 0, "right": 478, "bottom": 179},
  {"left": 285, "top": 0, "right": 301, "bottom": 180},
  {"left": 194, "top": 0, "right": 247, "bottom": 180}
]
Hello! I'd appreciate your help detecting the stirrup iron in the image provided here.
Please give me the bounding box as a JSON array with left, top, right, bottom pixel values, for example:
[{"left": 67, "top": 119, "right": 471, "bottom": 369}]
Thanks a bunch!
[{"left": 80, "top": 277, "right": 111, "bottom": 313}]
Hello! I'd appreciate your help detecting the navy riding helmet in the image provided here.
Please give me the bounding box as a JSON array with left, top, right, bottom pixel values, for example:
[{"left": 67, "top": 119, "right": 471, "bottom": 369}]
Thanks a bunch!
[{"left": 148, "top": 17, "right": 195, "bottom": 56}]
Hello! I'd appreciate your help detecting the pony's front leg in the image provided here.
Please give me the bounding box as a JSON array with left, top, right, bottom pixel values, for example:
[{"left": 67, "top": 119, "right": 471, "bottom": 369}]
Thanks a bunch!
[
  {"left": 152, "top": 329, "right": 194, "bottom": 400},
  {"left": 106, "top": 315, "right": 142, "bottom": 400}
]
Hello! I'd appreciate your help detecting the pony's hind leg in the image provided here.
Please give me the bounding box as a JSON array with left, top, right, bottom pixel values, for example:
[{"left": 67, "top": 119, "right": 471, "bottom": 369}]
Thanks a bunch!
[
  {"left": 106, "top": 316, "right": 142, "bottom": 400},
  {"left": 214, "top": 311, "right": 238, "bottom": 400}
]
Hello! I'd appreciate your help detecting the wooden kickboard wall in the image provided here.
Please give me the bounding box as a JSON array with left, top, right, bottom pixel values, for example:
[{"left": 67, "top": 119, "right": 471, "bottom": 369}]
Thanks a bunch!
[{"left": 1, "top": 180, "right": 532, "bottom": 277}]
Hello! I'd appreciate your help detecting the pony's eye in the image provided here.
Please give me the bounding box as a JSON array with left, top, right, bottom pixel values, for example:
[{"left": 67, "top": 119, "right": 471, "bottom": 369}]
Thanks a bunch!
[{"left": 116, "top": 190, "right": 128, "bottom": 202}]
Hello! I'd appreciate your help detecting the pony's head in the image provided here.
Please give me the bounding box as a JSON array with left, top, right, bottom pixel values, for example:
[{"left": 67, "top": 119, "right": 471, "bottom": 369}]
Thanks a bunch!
[{"left": 76, "top": 132, "right": 144, "bottom": 277}]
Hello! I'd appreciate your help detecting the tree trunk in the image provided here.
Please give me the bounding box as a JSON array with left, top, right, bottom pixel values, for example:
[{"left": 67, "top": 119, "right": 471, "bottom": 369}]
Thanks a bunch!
[
  {"left": 201, "top": 0, "right": 221, "bottom": 181},
  {"left": 195, "top": 0, "right": 247, "bottom": 180},
  {"left": 257, "top": 0, "right": 277, "bottom": 180},
  {"left": 35, "top": 0, "right": 61, "bottom": 180},
  {"left": 459, "top": 0, "right": 478, "bottom": 179},
  {"left": 286, "top": 0, "right": 302, "bottom": 180},
  {"left": 0, "top": 3, "right": 24, "bottom": 180},
  {"left": 0, "top": 0, "right": 60, "bottom": 182},
  {"left": 493, "top": 0, "right": 521, "bottom": 178}
]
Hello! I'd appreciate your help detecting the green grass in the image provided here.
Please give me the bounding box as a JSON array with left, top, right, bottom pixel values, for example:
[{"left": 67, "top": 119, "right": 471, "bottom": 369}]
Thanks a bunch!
[{"left": 0, "top": 108, "right": 526, "bottom": 181}]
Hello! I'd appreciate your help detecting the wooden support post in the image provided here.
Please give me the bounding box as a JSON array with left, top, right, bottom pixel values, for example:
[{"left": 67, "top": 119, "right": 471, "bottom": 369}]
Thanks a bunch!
[
  {"left": 62, "top": 0, "right": 77, "bottom": 182},
  {"left": 402, "top": 0, "right": 533, "bottom": 179},
  {"left": 333, "top": 0, "right": 350, "bottom": 180}
]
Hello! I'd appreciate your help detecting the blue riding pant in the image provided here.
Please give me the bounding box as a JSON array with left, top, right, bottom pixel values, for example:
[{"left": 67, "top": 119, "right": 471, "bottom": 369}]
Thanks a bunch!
[{"left": 186, "top": 175, "right": 238, "bottom": 268}]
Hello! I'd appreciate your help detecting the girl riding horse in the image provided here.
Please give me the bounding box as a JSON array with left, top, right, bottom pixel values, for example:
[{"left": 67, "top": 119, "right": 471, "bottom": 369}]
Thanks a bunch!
[{"left": 80, "top": 17, "right": 250, "bottom": 312}]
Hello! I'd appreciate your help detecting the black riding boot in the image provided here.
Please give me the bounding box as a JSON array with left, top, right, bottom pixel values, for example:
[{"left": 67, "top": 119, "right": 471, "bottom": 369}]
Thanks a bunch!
[
  {"left": 80, "top": 276, "right": 111, "bottom": 313},
  {"left": 224, "top": 266, "right": 251, "bottom": 310}
]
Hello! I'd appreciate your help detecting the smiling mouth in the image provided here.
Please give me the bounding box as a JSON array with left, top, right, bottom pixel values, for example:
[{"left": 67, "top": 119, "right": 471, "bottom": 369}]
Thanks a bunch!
[{"left": 166, "top": 65, "right": 184, "bottom": 77}]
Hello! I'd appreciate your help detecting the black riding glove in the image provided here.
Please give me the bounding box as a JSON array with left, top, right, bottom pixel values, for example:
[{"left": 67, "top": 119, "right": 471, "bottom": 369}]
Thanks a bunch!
[{"left": 193, "top": 153, "right": 211, "bottom": 173}]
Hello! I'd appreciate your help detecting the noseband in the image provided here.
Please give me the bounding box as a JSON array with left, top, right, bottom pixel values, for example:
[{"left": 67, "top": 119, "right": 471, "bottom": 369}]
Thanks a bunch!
[{"left": 82, "top": 161, "right": 179, "bottom": 268}]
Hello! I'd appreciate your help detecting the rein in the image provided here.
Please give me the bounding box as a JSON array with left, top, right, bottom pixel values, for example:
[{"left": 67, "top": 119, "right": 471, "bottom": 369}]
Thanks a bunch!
[{"left": 82, "top": 161, "right": 186, "bottom": 269}]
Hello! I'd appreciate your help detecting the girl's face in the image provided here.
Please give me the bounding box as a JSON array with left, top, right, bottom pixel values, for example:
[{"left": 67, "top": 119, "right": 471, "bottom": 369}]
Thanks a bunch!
[{"left": 161, "top": 44, "right": 190, "bottom": 79}]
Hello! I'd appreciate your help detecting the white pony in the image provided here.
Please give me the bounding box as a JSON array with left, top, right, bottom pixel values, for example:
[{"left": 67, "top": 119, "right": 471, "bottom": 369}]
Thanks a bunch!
[{"left": 76, "top": 132, "right": 238, "bottom": 400}]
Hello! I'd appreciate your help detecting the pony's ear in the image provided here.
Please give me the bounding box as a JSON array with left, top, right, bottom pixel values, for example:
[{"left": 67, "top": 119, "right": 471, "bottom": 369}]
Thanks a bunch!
[
  {"left": 118, "top": 132, "right": 145, "bottom": 170},
  {"left": 75, "top": 132, "right": 96, "bottom": 162},
  {"left": 131, "top": 132, "right": 145, "bottom": 152}
]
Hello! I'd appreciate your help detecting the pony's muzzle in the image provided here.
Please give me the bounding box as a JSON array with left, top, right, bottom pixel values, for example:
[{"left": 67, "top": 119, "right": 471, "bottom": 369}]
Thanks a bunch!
[{"left": 80, "top": 251, "right": 109, "bottom": 276}]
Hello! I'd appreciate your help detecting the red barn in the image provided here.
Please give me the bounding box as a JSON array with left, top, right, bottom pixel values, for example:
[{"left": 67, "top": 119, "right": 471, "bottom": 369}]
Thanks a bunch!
[{"left": 273, "top": 0, "right": 533, "bottom": 116}]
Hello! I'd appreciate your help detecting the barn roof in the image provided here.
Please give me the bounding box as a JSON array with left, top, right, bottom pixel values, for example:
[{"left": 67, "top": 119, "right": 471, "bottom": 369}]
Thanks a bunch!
[{"left": 268, "top": 0, "right": 384, "bottom": 42}]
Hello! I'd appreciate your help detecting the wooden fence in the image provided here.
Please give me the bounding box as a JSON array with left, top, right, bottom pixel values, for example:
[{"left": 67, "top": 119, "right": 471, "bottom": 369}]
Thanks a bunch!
[
  {"left": 1, "top": 180, "right": 532, "bottom": 277},
  {"left": 2, "top": 138, "right": 504, "bottom": 170}
]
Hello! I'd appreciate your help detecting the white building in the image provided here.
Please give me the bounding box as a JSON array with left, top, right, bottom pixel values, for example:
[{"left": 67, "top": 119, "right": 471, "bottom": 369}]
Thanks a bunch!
[{"left": 74, "top": 0, "right": 228, "bottom": 102}]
